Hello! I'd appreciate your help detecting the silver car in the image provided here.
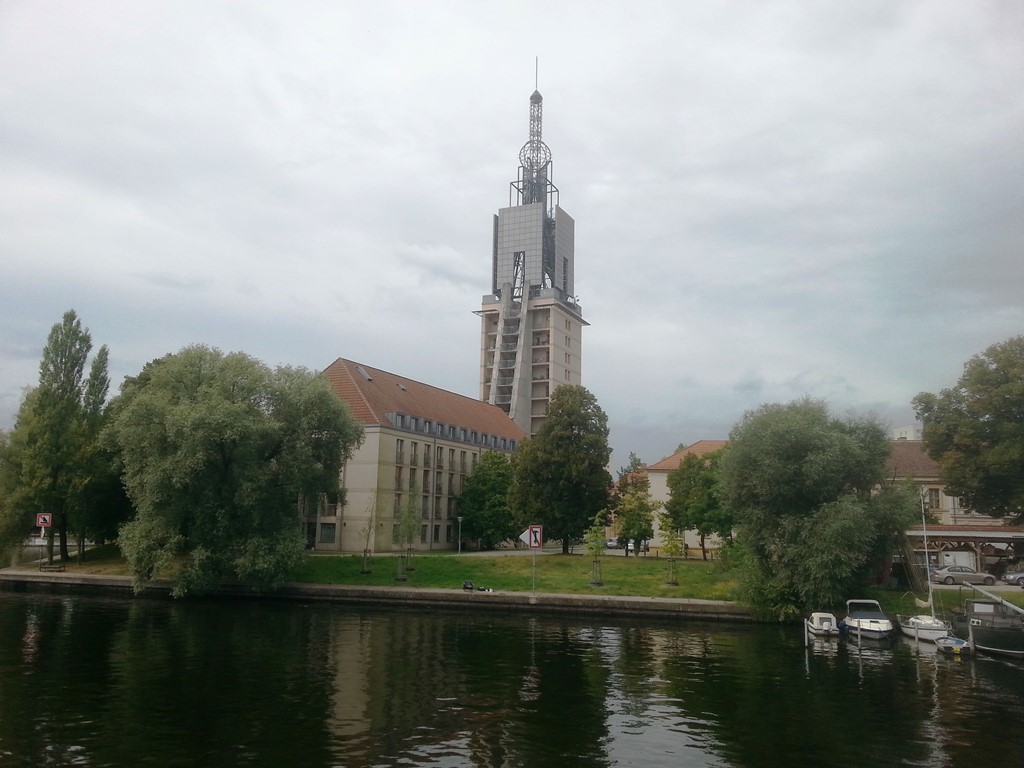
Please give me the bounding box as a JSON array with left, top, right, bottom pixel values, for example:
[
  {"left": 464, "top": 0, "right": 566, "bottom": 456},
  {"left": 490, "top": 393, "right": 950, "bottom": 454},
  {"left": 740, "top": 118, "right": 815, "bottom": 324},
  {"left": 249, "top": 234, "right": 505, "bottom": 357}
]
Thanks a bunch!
[
  {"left": 1002, "top": 572, "right": 1024, "bottom": 587},
  {"left": 930, "top": 565, "right": 995, "bottom": 586}
]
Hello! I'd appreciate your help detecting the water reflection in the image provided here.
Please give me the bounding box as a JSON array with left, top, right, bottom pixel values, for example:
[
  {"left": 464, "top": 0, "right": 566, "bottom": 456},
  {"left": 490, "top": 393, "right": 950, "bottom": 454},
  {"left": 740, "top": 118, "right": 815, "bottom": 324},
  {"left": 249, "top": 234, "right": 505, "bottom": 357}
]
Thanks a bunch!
[{"left": 1, "top": 593, "right": 1023, "bottom": 767}]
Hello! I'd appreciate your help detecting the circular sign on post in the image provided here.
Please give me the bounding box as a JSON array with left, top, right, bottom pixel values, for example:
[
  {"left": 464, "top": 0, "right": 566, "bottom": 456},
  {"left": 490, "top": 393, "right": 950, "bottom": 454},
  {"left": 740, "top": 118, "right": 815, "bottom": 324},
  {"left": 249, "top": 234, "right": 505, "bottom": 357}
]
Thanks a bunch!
[{"left": 36, "top": 513, "right": 52, "bottom": 528}]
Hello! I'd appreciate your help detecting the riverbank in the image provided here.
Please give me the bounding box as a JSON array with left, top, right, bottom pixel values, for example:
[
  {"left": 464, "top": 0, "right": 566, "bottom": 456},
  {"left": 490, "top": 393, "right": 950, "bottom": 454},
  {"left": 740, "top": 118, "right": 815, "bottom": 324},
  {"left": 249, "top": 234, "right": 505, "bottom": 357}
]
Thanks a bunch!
[{"left": 0, "top": 567, "right": 755, "bottom": 623}]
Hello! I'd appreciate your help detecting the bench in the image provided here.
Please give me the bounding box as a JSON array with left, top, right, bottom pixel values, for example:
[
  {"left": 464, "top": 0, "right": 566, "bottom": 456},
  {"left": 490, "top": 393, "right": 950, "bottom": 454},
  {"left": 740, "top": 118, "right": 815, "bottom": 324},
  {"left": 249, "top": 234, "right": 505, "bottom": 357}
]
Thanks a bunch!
[{"left": 38, "top": 563, "right": 66, "bottom": 572}]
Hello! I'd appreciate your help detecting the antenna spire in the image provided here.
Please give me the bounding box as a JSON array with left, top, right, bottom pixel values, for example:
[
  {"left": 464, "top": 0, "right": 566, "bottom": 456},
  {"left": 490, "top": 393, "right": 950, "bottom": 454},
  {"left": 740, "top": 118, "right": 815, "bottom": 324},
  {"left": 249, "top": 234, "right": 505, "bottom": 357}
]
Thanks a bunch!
[{"left": 535, "top": 56, "right": 538, "bottom": 90}]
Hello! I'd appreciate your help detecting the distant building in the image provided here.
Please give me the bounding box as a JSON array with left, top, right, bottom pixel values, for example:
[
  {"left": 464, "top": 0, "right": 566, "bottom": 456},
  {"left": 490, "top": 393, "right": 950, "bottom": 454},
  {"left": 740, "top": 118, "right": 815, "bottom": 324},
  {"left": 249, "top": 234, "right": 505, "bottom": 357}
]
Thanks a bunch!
[
  {"left": 892, "top": 423, "right": 923, "bottom": 441},
  {"left": 645, "top": 438, "right": 1023, "bottom": 562},
  {"left": 646, "top": 441, "right": 729, "bottom": 554},
  {"left": 477, "top": 89, "right": 586, "bottom": 437},
  {"left": 307, "top": 358, "right": 525, "bottom": 553}
]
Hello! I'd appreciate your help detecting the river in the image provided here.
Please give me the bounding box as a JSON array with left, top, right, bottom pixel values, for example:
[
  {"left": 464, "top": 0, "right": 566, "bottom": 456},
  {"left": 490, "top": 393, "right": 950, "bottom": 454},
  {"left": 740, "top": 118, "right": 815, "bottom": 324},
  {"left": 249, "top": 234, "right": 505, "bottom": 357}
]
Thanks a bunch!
[{"left": 1, "top": 591, "right": 1022, "bottom": 767}]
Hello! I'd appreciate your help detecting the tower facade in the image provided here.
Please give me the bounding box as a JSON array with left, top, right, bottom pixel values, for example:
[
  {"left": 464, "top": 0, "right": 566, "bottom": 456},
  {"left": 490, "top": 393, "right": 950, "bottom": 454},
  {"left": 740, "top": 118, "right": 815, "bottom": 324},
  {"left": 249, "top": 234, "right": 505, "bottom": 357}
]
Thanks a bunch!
[{"left": 477, "top": 90, "right": 586, "bottom": 437}]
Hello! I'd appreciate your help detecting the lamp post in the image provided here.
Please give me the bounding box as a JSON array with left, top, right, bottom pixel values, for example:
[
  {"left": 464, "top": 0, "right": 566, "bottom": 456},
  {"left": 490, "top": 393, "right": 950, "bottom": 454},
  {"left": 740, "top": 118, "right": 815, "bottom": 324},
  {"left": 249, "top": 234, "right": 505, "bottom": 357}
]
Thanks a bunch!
[{"left": 457, "top": 516, "right": 463, "bottom": 554}]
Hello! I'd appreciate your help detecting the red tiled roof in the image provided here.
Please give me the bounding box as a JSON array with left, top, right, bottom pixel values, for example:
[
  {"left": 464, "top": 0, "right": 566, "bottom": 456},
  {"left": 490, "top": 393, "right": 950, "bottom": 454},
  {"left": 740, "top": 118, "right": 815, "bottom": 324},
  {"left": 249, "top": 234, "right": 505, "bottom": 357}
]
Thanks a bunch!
[
  {"left": 321, "top": 358, "right": 526, "bottom": 440},
  {"left": 885, "top": 439, "right": 939, "bottom": 481},
  {"left": 647, "top": 440, "right": 729, "bottom": 472}
]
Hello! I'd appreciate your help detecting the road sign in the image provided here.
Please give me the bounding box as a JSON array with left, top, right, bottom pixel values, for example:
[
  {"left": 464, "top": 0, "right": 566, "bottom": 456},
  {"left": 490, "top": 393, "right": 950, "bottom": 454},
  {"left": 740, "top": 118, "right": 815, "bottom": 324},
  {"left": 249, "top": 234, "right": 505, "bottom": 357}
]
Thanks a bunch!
[
  {"left": 36, "top": 513, "right": 52, "bottom": 528},
  {"left": 519, "top": 525, "right": 543, "bottom": 549}
]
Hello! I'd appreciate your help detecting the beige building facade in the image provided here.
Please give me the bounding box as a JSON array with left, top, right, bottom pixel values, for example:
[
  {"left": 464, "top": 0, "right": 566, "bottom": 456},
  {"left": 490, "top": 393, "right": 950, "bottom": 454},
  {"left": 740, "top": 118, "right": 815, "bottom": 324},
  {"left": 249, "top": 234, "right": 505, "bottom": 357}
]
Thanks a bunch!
[{"left": 307, "top": 358, "right": 525, "bottom": 553}]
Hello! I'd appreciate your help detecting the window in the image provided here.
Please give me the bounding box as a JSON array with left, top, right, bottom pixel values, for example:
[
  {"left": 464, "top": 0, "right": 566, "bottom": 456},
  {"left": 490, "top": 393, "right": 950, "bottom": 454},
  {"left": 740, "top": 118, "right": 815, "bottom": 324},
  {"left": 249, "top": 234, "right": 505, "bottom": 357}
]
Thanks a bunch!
[
  {"left": 394, "top": 466, "right": 403, "bottom": 491},
  {"left": 433, "top": 524, "right": 440, "bottom": 543},
  {"left": 420, "top": 525, "right": 428, "bottom": 543},
  {"left": 445, "top": 525, "right": 453, "bottom": 543},
  {"left": 423, "top": 419, "right": 430, "bottom": 433},
  {"left": 928, "top": 488, "right": 941, "bottom": 509},
  {"left": 410, "top": 442, "right": 418, "bottom": 466},
  {"left": 395, "top": 439, "right": 404, "bottom": 465},
  {"left": 393, "top": 495, "right": 401, "bottom": 514},
  {"left": 408, "top": 469, "right": 417, "bottom": 492},
  {"left": 318, "top": 523, "right": 336, "bottom": 544}
]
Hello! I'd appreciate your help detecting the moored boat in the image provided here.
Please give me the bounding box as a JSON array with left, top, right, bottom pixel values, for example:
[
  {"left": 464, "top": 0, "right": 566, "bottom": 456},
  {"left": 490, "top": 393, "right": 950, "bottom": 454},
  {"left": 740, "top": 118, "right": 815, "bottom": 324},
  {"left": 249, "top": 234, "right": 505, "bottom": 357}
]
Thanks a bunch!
[
  {"left": 934, "top": 635, "right": 973, "bottom": 657},
  {"left": 950, "top": 585, "right": 1024, "bottom": 658},
  {"left": 898, "top": 613, "right": 953, "bottom": 643},
  {"left": 839, "top": 599, "right": 897, "bottom": 640},
  {"left": 806, "top": 611, "right": 840, "bottom": 637}
]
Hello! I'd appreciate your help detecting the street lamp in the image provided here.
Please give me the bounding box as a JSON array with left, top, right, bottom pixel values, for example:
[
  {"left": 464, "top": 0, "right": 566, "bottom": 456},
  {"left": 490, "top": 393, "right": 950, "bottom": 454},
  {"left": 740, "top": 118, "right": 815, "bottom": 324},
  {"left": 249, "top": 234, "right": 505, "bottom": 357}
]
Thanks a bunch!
[{"left": 457, "top": 516, "right": 463, "bottom": 554}]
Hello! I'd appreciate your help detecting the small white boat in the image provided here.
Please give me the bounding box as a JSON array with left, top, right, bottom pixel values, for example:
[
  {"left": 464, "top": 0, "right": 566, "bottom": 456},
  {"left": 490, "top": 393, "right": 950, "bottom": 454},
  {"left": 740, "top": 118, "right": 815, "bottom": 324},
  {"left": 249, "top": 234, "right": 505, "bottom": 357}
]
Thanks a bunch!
[
  {"left": 839, "top": 599, "right": 897, "bottom": 640},
  {"left": 806, "top": 612, "right": 840, "bottom": 637},
  {"left": 934, "top": 635, "right": 973, "bottom": 657},
  {"left": 898, "top": 613, "right": 953, "bottom": 643}
]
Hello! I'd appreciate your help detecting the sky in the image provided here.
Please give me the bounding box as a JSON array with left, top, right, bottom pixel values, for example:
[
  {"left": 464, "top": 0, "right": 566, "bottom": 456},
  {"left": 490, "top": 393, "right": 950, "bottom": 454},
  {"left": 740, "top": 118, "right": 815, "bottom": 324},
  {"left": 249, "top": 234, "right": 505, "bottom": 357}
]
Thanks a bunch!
[{"left": 2, "top": 1, "right": 1022, "bottom": 471}]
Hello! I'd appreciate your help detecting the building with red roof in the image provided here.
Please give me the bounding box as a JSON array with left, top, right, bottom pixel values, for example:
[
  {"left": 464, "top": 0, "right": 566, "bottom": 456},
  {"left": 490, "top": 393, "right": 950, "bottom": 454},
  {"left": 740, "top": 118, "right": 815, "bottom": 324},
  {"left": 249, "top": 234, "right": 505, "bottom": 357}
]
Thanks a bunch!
[{"left": 309, "top": 358, "right": 525, "bottom": 553}]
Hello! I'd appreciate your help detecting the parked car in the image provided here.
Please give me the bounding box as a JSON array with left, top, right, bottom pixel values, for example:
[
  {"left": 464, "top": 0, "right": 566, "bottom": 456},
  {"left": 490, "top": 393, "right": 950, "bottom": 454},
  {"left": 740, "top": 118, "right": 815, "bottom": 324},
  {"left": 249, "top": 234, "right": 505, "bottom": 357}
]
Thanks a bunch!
[
  {"left": 930, "top": 565, "right": 995, "bottom": 586},
  {"left": 1002, "top": 572, "right": 1024, "bottom": 587},
  {"left": 605, "top": 539, "right": 621, "bottom": 549}
]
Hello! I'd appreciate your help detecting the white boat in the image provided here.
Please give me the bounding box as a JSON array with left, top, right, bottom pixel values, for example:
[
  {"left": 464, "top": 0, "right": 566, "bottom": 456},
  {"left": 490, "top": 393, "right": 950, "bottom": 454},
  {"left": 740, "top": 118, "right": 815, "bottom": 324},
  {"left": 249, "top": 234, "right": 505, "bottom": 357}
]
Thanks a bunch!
[
  {"left": 806, "top": 612, "right": 840, "bottom": 637},
  {"left": 934, "top": 635, "right": 973, "bottom": 657},
  {"left": 839, "top": 599, "right": 897, "bottom": 640},
  {"left": 899, "top": 494, "right": 952, "bottom": 643},
  {"left": 898, "top": 613, "right": 953, "bottom": 642}
]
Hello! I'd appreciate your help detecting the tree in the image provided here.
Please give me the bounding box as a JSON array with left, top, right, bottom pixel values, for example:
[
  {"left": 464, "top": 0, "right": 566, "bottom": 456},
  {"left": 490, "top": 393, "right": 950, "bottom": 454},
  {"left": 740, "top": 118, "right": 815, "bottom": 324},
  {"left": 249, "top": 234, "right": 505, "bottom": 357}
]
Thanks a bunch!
[
  {"left": 9, "top": 311, "right": 114, "bottom": 563},
  {"left": 104, "top": 345, "right": 364, "bottom": 596},
  {"left": 718, "top": 397, "right": 916, "bottom": 620},
  {"left": 509, "top": 385, "right": 612, "bottom": 554},
  {"left": 607, "top": 452, "right": 643, "bottom": 548},
  {"left": 664, "top": 450, "right": 731, "bottom": 560},
  {"left": 913, "top": 335, "right": 1024, "bottom": 522},
  {"left": 614, "top": 482, "right": 659, "bottom": 557},
  {"left": 458, "top": 451, "right": 518, "bottom": 549},
  {"left": 394, "top": 483, "right": 420, "bottom": 552}
]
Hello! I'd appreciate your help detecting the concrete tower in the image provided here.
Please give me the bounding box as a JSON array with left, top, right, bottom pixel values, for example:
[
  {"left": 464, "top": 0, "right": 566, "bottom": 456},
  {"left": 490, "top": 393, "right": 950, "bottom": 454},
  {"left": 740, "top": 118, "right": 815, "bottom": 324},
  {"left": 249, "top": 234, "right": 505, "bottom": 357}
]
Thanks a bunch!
[{"left": 477, "top": 89, "right": 586, "bottom": 437}]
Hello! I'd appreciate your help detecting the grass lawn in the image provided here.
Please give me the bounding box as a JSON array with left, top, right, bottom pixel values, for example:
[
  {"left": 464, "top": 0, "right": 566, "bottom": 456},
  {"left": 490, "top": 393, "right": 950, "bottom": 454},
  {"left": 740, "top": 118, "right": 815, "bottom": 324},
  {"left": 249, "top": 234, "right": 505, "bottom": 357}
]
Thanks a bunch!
[
  {"left": 25, "top": 543, "right": 1024, "bottom": 616},
  {"left": 294, "top": 551, "right": 740, "bottom": 600}
]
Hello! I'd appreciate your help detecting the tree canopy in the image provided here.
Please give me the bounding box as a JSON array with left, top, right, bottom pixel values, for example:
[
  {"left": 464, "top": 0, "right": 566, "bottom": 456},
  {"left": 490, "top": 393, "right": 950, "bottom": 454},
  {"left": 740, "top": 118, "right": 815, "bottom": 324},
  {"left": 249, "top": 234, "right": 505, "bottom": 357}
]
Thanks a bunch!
[
  {"left": 509, "top": 385, "right": 612, "bottom": 554},
  {"left": 458, "top": 450, "right": 519, "bottom": 549},
  {"left": 913, "top": 335, "right": 1024, "bottom": 522},
  {"left": 104, "top": 345, "right": 363, "bottom": 596},
  {"left": 664, "top": 449, "right": 731, "bottom": 560},
  {"left": 0, "top": 310, "right": 119, "bottom": 563},
  {"left": 719, "top": 397, "right": 915, "bottom": 619}
]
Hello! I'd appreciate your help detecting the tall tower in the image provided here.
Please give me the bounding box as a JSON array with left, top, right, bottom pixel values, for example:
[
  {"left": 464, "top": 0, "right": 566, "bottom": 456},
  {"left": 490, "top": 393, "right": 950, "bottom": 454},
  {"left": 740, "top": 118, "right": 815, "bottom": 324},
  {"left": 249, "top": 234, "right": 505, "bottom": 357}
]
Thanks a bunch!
[{"left": 477, "top": 89, "right": 587, "bottom": 437}]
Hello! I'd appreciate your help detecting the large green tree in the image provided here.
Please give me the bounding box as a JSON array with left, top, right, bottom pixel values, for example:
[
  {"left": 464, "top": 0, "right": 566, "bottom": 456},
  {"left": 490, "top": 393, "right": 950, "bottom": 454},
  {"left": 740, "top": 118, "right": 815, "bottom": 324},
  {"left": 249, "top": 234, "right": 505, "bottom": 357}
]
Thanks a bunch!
[
  {"left": 4, "top": 311, "right": 115, "bottom": 563},
  {"left": 104, "top": 345, "right": 364, "bottom": 596},
  {"left": 457, "top": 450, "right": 519, "bottom": 549},
  {"left": 719, "top": 397, "right": 916, "bottom": 620},
  {"left": 509, "top": 385, "right": 612, "bottom": 554},
  {"left": 913, "top": 335, "right": 1024, "bottom": 522},
  {"left": 664, "top": 449, "right": 731, "bottom": 560}
]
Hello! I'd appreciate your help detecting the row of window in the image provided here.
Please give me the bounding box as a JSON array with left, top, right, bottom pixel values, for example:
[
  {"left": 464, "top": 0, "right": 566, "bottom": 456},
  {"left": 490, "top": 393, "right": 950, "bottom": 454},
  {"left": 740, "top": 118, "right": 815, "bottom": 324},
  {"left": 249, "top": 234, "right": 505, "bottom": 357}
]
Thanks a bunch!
[
  {"left": 391, "top": 414, "right": 515, "bottom": 450},
  {"left": 314, "top": 521, "right": 456, "bottom": 547},
  {"left": 394, "top": 466, "right": 463, "bottom": 496},
  {"left": 394, "top": 441, "right": 481, "bottom": 471},
  {"left": 393, "top": 493, "right": 458, "bottom": 519}
]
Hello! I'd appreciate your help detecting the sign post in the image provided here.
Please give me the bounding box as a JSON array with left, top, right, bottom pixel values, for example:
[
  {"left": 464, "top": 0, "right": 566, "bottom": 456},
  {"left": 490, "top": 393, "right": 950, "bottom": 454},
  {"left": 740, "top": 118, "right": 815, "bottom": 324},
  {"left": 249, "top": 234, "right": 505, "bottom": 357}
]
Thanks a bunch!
[
  {"left": 36, "top": 513, "right": 52, "bottom": 565},
  {"left": 520, "top": 525, "right": 543, "bottom": 592}
]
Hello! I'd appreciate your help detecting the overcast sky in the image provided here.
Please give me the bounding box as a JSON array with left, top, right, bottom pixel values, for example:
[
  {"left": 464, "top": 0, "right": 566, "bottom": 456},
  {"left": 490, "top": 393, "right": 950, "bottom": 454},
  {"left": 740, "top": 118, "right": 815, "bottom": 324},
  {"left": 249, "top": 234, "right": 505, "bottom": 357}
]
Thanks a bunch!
[{"left": 2, "top": 1, "right": 1022, "bottom": 470}]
